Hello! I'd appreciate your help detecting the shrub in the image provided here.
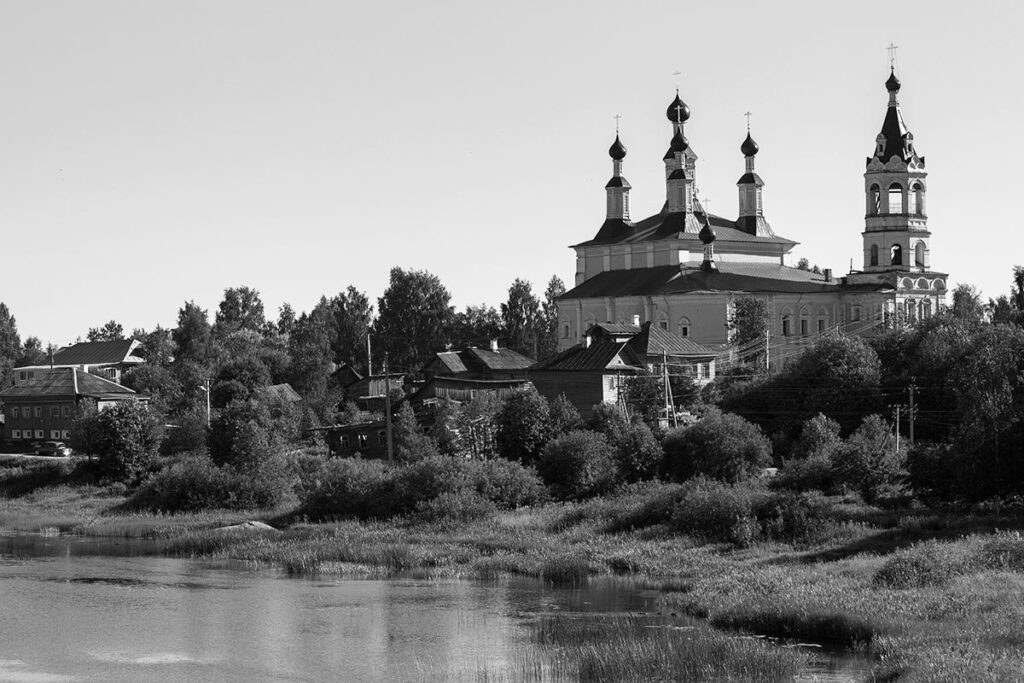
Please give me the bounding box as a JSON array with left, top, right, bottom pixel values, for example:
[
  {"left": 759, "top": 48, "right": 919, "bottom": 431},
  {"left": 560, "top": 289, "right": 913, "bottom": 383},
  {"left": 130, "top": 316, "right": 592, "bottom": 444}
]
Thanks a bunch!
[
  {"left": 537, "top": 430, "right": 617, "bottom": 500},
  {"left": 604, "top": 481, "right": 685, "bottom": 533},
  {"left": 548, "top": 394, "right": 583, "bottom": 436},
  {"left": 161, "top": 408, "right": 209, "bottom": 455},
  {"left": 833, "top": 414, "right": 906, "bottom": 502},
  {"left": 208, "top": 398, "right": 277, "bottom": 470},
  {"left": 755, "top": 490, "right": 833, "bottom": 545},
  {"left": 384, "top": 455, "right": 473, "bottom": 514},
  {"left": 414, "top": 490, "right": 497, "bottom": 527},
  {"left": 977, "top": 530, "right": 1024, "bottom": 571},
  {"left": 610, "top": 422, "right": 663, "bottom": 482},
  {"left": 773, "top": 452, "right": 837, "bottom": 493},
  {"left": 392, "top": 402, "right": 440, "bottom": 462},
  {"left": 873, "top": 540, "right": 973, "bottom": 588},
  {"left": 299, "top": 458, "right": 391, "bottom": 520},
  {"left": 495, "top": 385, "right": 551, "bottom": 463},
  {"left": 670, "top": 477, "right": 765, "bottom": 543},
  {"left": 471, "top": 458, "right": 546, "bottom": 508},
  {"left": 662, "top": 408, "right": 771, "bottom": 483},
  {"left": 588, "top": 401, "right": 629, "bottom": 436},
  {"left": 73, "top": 400, "right": 165, "bottom": 481},
  {"left": 790, "top": 413, "right": 842, "bottom": 460},
  {"left": 906, "top": 441, "right": 959, "bottom": 501},
  {"left": 129, "top": 455, "right": 292, "bottom": 512}
]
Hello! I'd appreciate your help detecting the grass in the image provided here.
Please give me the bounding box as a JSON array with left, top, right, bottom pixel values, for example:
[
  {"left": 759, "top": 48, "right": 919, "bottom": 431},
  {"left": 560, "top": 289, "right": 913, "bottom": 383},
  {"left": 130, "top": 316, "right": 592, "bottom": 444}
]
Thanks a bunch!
[{"left": 5, "top": 461, "right": 1024, "bottom": 678}]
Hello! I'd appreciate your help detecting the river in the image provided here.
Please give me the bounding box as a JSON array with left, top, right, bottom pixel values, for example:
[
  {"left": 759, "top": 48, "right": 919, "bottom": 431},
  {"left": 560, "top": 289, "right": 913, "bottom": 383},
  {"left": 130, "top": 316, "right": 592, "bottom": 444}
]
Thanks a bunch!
[{"left": 0, "top": 532, "right": 868, "bottom": 681}]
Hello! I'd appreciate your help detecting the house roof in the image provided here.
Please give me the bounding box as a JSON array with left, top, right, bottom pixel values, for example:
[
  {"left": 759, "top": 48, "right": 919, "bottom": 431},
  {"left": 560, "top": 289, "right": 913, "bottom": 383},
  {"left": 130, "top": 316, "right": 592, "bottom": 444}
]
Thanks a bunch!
[
  {"left": 464, "top": 346, "right": 535, "bottom": 371},
  {"left": 625, "top": 322, "right": 716, "bottom": 358},
  {"left": 433, "top": 351, "right": 469, "bottom": 374},
  {"left": 574, "top": 207, "right": 797, "bottom": 248},
  {"left": 259, "top": 383, "right": 302, "bottom": 403},
  {"left": 530, "top": 338, "right": 645, "bottom": 373},
  {"left": 49, "top": 340, "right": 143, "bottom": 367},
  {"left": 0, "top": 368, "right": 138, "bottom": 400},
  {"left": 560, "top": 262, "right": 891, "bottom": 300}
]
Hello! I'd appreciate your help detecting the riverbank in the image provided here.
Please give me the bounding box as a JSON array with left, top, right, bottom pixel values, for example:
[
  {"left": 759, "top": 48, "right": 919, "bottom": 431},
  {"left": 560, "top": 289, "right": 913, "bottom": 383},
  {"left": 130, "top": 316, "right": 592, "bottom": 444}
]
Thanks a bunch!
[{"left": 4, "top": 464, "right": 1024, "bottom": 680}]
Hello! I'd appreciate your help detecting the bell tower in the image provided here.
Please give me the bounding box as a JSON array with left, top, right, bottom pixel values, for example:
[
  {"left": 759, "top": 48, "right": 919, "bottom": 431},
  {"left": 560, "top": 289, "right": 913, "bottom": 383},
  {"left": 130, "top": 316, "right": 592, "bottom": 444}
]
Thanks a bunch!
[{"left": 862, "top": 67, "right": 929, "bottom": 273}]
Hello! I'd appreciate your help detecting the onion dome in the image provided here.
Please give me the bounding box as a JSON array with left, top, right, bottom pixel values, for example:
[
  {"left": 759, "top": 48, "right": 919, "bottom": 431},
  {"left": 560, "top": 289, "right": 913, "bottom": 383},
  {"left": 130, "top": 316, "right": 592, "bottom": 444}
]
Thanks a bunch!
[
  {"left": 699, "top": 220, "right": 716, "bottom": 244},
  {"left": 741, "top": 131, "right": 759, "bottom": 157},
  {"left": 666, "top": 93, "right": 691, "bottom": 123},
  {"left": 885, "top": 68, "right": 901, "bottom": 93},
  {"left": 670, "top": 130, "right": 689, "bottom": 153},
  {"left": 608, "top": 134, "right": 627, "bottom": 160}
]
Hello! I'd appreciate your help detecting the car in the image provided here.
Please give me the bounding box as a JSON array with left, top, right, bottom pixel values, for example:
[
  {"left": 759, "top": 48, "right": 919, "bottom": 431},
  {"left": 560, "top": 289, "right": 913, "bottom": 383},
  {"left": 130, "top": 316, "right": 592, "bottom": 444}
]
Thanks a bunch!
[{"left": 34, "top": 441, "right": 71, "bottom": 457}]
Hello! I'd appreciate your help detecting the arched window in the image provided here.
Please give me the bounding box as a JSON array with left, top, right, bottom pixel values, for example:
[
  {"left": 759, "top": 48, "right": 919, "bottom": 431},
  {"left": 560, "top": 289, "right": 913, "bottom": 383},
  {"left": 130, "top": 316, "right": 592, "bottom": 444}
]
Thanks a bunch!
[
  {"left": 584, "top": 315, "right": 597, "bottom": 332},
  {"left": 656, "top": 311, "right": 669, "bottom": 331},
  {"left": 916, "top": 278, "right": 929, "bottom": 290},
  {"left": 905, "top": 299, "right": 916, "bottom": 321},
  {"left": 914, "top": 242, "right": 926, "bottom": 268},
  {"left": 816, "top": 307, "right": 829, "bottom": 334},
  {"left": 799, "top": 306, "right": 810, "bottom": 337},
  {"left": 900, "top": 277, "right": 914, "bottom": 289},
  {"left": 911, "top": 183, "right": 924, "bottom": 216},
  {"left": 870, "top": 244, "right": 879, "bottom": 266},
  {"left": 678, "top": 317, "right": 691, "bottom": 338},
  {"left": 921, "top": 299, "right": 932, "bottom": 318},
  {"left": 868, "top": 184, "right": 881, "bottom": 215},
  {"left": 780, "top": 309, "right": 793, "bottom": 337},
  {"left": 888, "top": 183, "right": 903, "bottom": 214},
  {"left": 933, "top": 279, "right": 946, "bottom": 291},
  {"left": 890, "top": 244, "right": 903, "bottom": 266}
]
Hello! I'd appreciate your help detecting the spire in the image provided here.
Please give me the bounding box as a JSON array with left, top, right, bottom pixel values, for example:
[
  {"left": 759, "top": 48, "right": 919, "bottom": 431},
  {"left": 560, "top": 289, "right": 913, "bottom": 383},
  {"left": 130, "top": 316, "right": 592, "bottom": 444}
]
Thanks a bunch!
[
  {"left": 604, "top": 128, "right": 630, "bottom": 222},
  {"left": 871, "top": 66, "right": 921, "bottom": 166},
  {"left": 735, "top": 119, "right": 774, "bottom": 237}
]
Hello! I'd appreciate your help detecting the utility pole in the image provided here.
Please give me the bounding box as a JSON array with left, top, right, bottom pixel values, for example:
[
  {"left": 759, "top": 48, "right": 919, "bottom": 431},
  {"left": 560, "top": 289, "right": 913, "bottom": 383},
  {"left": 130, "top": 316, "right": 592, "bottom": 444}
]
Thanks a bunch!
[
  {"left": 908, "top": 382, "right": 916, "bottom": 446},
  {"left": 764, "top": 328, "right": 770, "bottom": 372},
  {"left": 383, "top": 353, "right": 394, "bottom": 462},
  {"left": 890, "top": 404, "right": 901, "bottom": 453},
  {"left": 199, "top": 379, "right": 211, "bottom": 428},
  {"left": 366, "top": 334, "right": 372, "bottom": 376}
]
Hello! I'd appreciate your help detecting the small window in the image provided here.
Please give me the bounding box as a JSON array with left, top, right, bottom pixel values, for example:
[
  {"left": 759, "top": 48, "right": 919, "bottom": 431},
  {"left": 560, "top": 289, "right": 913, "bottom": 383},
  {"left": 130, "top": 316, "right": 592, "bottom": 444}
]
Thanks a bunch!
[
  {"left": 339, "top": 435, "right": 350, "bottom": 451},
  {"left": 357, "top": 434, "right": 368, "bottom": 449},
  {"left": 817, "top": 319, "right": 826, "bottom": 333},
  {"left": 61, "top": 430, "right": 70, "bottom": 440},
  {"left": 800, "top": 319, "right": 809, "bottom": 336},
  {"left": 11, "top": 407, "right": 18, "bottom": 418},
  {"left": 782, "top": 317, "right": 792, "bottom": 337},
  {"left": 890, "top": 244, "right": 902, "bottom": 266},
  {"left": 888, "top": 183, "right": 903, "bottom": 214},
  {"left": 33, "top": 407, "right": 42, "bottom": 419},
  {"left": 50, "top": 430, "right": 61, "bottom": 439},
  {"left": 34, "top": 430, "right": 44, "bottom": 439},
  {"left": 914, "top": 242, "right": 925, "bottom": 268},
  {"left": 851, "top": 306, "right": 861, "bottom": 322},
  {"left": 105, "top": 368, "right": 117, "bottom": 379},
  {"left": 61, "top": 406, "right": 71, "bottom": 418},
  {"left": 606, "top": 376, "right": 615, "bottom": 390},
  {"left": 561, "top": 322, "right": 570, "bottom": 339},
  {"left": 870, "top": 244, "right": 879, "bottom": 267},
  {"left": 11, "top": 429, "right": 20, "bottom": 439},
  {"left": 378, "top": 430, "right": 387, "bottom": 446},
  {"left": 50, "top": 407, "right": 60, "bottom": 418},
  {"left": 658, "top": 320, "right": 668, "bottom": 331}
]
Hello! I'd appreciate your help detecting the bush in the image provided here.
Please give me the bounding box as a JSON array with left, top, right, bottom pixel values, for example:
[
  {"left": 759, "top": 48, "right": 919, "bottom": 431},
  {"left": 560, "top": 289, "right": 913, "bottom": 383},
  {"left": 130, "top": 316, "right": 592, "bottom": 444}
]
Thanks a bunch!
[
  {"left": 299, "top": 458, "right": 391, "bottom": 520},
  {"left": 790, "top": 413, "right": 842, "bottom": 460},
  {"left": 161, "top": 409, "right": 209, "bottom": 455},
  {"left": 414, "top": 490, "right": 497, "bottom": 527},
  {"left": 495, "top": 386, "right": 551, "bottom": 463},
  {"left": 773, "top": 452, "right": 837, "bottom": 493},
  {"left": 392, "top": 402, "right": 440, "bottom": 462},
  {"left": 588, "top": 401, "right": 629, "bottom": 435},
  {"left": 833, "top": 414, "right": 906, "bottom": 502},
  {"left": 977, "top": 530, "right": 1024, "bottom": 571},
  {"left": 906, "top": 441, "right": 959, "bottom": 501},
  {"left": 129, "top": 455, "right": 293, "bottom": 512},
  {"left": 548, "top": 394, "right": 583, "bottom": 436},
  {"left": 73, "top": 400, "right": 165, "bottom": 481},
  {"left": 208, "top": 399, "right": 277, "bottom": 470},
  {"left": 604, "top": 482, "right": 685, "bottom": 533},
  {"left": 873, "top": 540, "right": 974, "bottom": 588},
  {"left": 670, "top": 477, "right": 765, "bottom": 543},
  {"left": 471, "top": 458, "right": 546, "bottom": 508},
  {"left": 610, "top": 422, "right": 663, "bottom": 482},
  {"left": 662, "top": 408, "right": 771, "bottom": 483},
  {"left": 537, "top": 430, "right": 617, "bottom": 500}
]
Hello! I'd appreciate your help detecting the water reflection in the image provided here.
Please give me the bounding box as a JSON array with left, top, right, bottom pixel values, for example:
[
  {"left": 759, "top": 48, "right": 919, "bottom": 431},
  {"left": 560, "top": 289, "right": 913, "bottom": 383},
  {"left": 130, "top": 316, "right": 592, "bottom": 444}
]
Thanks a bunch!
[{"left": 0, "top": 534, "right": 867, "bottom": 681}]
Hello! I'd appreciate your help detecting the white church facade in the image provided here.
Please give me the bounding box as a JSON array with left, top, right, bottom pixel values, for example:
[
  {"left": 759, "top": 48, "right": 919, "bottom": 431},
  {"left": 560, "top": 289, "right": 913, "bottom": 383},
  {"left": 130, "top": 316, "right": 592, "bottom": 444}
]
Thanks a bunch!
[{"left": 556, "top": 68, "right": 948, "bottom": 362}]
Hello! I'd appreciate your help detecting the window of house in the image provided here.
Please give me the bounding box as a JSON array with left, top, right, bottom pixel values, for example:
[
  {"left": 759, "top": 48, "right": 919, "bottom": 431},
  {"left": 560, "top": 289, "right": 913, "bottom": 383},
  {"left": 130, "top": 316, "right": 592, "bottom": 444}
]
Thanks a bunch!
[
  {"left": 357, "top": 434, "right": 368, "bottom": 450},
  {"left": 890, "top": 244, "right": 902, "bottom": 266},
  {"left": 914, "top": 242, "right": 925, "bottom": 268},
  {"left": 50, "top": 407, "right": 59, "bottom": 418},
  {"left": 561, "top": 322, "right": 570, "bottom": 339},
  {"left": 470, "top": 390, "right": 477, "bottom": 399},
  {"left": 781, "top": 316, "right": 792, "bottom": 337},
  {"left": 50, "top": 430, "right": 60, "bottom": 439},
  {"left": 61, "top": 430, "right": 70, "bottom": 440},
  {"left": 678, "top": 317, "right": 691, "bottom": 338},
  {"left": 606, "top": 376, "right": 615, "bottom": 390},
  {"left": 61, "top": 406, "right": 71, "bottom": 418},
  {"left": 339, "top": 435, "right": 350, "bottom": 451},
  {"left": 800, "top": 318, "right": 809, "bottom": 336},
  {"left": 11, "top": 407, "right": 18, "bottom": 418},
  {"left": 870, "top": 244, "right": 879, "bottom": 266},
  {"left": 11, "top": 430, "right": 20, "bottom": 439},
  {"left": 33, "top": 407, "right": 42, "bottom": 419},
  {"left": 817, "top": 319, "right": 826, "bottom": 333},
  {"left": 34, "top": 430, "right": 43, "bottom": 439},
  {"left": 658, "top": 319, "right": 668, "bottom": 331},
  {"left": 378, "top": 431, "right": 387, "bottom": 446},
  {"left": 851, "top": 306, "right": 861, "bottom": 322},
  {"left": 105, "top": 368, "right": 117, "bottom": 379}
]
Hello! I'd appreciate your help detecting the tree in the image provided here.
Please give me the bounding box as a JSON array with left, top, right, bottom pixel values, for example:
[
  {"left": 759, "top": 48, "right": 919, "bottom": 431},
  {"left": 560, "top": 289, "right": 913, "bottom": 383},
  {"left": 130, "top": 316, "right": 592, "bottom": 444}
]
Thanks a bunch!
[
  {"left": 730, "top": 297, "right": 769, "bottom": 349},
  {"left": 132, "top": 326, "right": 176, "bottom": 367},
  {"left": 495, "top": 385, "right": 551, "bottom": 463},
  {"left": 610, "top": 422, "right": 663, "bottom": 482},
  {"left": 548, "top": 394, "right": 582, "bottom": 436},
  {"left": 208, "top": 397, "right": 285, "bottom": 471},
  {"left": 989, "top": 295, "right": 1016, "bottom": 325},
  {"left": 662, "top": 408, "right": 772, "bottom": 483},
  {"left": 173, "top": 301, "right": 213, "bottom": 367},
  {"left": 833, "top": 414, "right": 905, "bottom": 502},
  {"left": 451, "top": 304, "right": 504, "bottom": 349},
  {"left": 796, "top": 257, "right": 811, "bottom": 271},
  {"left": 790, "top": 413, "right": 843, "bottom": 460},
  {"left": 538, "top": 430, "right": 617, "bottom": 499},
  {"left": 501, "top": 278, "right": 542, "bottom": 358},
  {"left": 215, "top": 286, "right": 266, "bottom": 336},
  {"left": 538, "top": 275, "right": 566, "bottom": 360},
  {"left": 375, "top": 267, "right": 453, "bottom": 371},
  {"left": 276, "top": 303, "right": 296, "bottom": 337},
  {"left": 0, "top": 303, "right": 21, "bottom": 386},
  {"left": 392, "top": 402, "right": 439, "bottom": 462},
  {"left": 73, "top": 401, "right": 164, "bottom": 481},
  {"left": 87, "top": 320, "right": 125, "bottom": 342},
  {"left": 17, "top": 337, "right": 46, "bottom": 367},
  {"left": 327, "top": 286, "right": 373, "bottom": 372},
  {"left": 951, "top": 283, "right": 984, "bottom": 323}
]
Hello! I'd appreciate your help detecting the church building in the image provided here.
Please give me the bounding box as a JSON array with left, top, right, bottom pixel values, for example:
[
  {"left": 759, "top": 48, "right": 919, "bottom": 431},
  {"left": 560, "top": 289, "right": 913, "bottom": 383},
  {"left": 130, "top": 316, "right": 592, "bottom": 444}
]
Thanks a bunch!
[{"left": 556, "top": 68, "right": 948, "bottom": 363}]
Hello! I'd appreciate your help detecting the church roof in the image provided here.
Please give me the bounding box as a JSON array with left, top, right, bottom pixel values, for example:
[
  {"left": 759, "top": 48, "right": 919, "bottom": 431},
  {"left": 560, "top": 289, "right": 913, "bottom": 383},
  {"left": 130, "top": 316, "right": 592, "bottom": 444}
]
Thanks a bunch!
[
  {"left": 574, "top": 208, "right": 796, "bottom": 248},
  {"left": 560, "top": 263, "right": 893, "bottom": 299}
]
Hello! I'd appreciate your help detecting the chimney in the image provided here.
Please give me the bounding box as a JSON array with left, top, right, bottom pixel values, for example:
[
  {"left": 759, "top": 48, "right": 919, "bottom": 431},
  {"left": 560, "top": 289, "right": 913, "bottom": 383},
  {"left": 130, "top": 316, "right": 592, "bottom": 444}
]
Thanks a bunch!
[
  {"left": 490, "top": 339, "right": 499, "bottom": 352},
  {"left": 585, "top": 334, "right": 592, "bottom": 349},
  {"left": 824, "top": 268, "right": 833, "bottom": 283},
  {"left": 632, "top": 314, "right": 640, "bottom": 327}
]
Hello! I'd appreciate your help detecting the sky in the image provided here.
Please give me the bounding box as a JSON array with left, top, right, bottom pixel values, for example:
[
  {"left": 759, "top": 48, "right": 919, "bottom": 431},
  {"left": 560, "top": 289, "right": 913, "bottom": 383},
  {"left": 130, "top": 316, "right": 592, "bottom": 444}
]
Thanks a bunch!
[{"left": 1, "top": 1, "right": 1021, "bottom": 347}]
